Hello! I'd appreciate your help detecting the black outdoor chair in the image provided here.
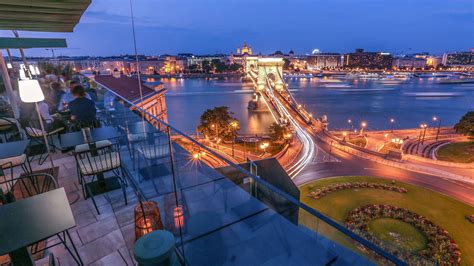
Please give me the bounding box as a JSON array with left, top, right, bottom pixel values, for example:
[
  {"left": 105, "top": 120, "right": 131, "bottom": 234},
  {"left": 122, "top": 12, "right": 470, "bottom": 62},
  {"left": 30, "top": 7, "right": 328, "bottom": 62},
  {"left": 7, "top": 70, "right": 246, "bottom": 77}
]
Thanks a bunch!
[
  {"left": 25, "top": 123, "right": 65, "bottom": 165},
  {"left": 0, "top": 172, "right": 58, "bottom": 204},
  {"left": 0, "top": 117, "right": 23, "bottom": 142},
  {"left": 74, "top": 141, "right": 128, "bottom": 214}
]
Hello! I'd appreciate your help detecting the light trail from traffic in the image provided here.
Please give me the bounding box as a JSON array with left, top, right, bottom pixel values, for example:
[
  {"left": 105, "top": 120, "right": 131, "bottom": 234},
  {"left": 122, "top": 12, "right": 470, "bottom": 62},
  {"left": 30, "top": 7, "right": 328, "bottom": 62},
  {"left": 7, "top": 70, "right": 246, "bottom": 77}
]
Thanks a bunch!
[{"left": 262, "top": 76, "right": 316, "bottom": 178}]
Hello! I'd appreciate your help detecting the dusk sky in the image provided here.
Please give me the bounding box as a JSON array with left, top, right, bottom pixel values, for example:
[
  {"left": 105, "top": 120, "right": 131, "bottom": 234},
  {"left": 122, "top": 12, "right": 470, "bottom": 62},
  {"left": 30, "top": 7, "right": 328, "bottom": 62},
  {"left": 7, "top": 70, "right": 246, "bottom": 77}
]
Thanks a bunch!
[{"left": 2, "top": 0, "right": 473, "bottom": 57}]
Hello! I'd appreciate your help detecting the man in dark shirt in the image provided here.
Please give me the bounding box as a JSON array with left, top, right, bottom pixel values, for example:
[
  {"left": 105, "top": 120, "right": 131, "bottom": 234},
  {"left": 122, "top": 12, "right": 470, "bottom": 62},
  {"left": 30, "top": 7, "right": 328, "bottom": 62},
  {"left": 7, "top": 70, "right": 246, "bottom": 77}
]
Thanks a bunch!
[{"left": 69, "top": 85, "right": 97, "bottom": 125}]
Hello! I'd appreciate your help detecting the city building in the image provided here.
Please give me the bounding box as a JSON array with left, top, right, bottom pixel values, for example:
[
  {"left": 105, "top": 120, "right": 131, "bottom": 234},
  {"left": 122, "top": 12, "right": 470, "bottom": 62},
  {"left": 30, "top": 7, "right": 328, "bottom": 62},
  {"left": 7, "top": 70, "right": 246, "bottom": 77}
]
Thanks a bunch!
[
  {"left": 186, "top": 55, "right": 228, "bottom": 68},
  {"left": 392, "top": 56, "right": 426, "bottom": 69},
  {"left": 344, "top": 48, "right": 393, "bottom": 69},
  {"left": 442, "top": 50, "right": 474, "bottom": 67},
  {"left": 306, "top": 53, "right": 344, "bottom": 69}
]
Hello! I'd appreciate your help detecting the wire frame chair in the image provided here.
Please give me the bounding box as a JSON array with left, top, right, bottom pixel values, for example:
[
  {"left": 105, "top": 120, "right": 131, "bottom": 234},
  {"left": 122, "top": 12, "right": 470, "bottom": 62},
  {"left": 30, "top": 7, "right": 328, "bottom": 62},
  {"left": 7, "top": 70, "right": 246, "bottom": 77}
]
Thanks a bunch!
[
  {"left": 133, "top": 132, "right": 170, "bottom": 174},
  {"left": 68, "top": 119, "right": 103, "bottom": 132},
  {"left": 0, "top": 171, "right": 58, "bottom": 204},
  {"left": 25, "top": 123, "right": 64, "bottom": 165},
  {"left": 74, "top": 141, "right": 128, "bottom": 214},
  {"left": 0, "top": 117, "right": 23, "bottom": 142}
]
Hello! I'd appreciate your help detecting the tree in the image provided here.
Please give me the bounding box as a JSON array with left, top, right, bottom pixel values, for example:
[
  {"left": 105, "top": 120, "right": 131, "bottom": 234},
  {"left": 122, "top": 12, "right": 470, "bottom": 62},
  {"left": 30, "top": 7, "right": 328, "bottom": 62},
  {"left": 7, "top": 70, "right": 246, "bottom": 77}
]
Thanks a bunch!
[
  {"left": 454, "top": 111, "right": 474, "bottom": 136},
  {"left": 211, "top": 59, "right": 227, "bottom": 73},
  {"left": 201, "top": 60, "right": 212, "bottom": 73},
  {"left": 268, "top": 122, "right": 291, "bottom": 142},
  {"left": 283, "top": 58, "right": 291, "bottom": 70},
  {"left": 228, "top": 63, "right": 242, "bottom": 72},
  {"left": 197, "top": 106, "right": 240, "bottom": 140}
]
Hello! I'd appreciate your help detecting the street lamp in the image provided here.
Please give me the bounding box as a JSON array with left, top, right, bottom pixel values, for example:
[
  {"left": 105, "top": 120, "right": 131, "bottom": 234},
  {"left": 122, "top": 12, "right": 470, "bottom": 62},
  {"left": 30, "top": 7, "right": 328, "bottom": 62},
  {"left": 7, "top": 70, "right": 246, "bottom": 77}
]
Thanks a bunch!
[
  {"left": 230, "top": 121, "right": 239, "bottom": 158},
  {"left": 347, "top": 119, "right": 353, "bottom": 131},
  {"left": 360, "top": 121, "right": 367, "bottom": 136},
  {"left": 260, "top": 142, "right": 269, "bottom": 153},
  {"left": 433, "top": 116, "right": 441, "bottom": 141},
  {"left": 211, "top": 123, "right": 219, "bottom": 147},
  {"left": 390, "top": 118, "right": 395, "bottom": 132},
  {"left": 420, "top": 123, "right": 428, "bottom": 144},
  {"left": 342, "top": 131, "right": 347, "bottom": 142}
]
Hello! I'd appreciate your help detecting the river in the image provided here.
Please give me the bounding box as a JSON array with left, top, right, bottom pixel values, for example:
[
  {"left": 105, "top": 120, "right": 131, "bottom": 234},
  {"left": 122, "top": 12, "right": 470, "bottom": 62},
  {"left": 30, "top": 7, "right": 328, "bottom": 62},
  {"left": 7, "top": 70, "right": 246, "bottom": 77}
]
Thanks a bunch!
[{"left": 149, "top": 77, "right": 474, "bottom": 135}]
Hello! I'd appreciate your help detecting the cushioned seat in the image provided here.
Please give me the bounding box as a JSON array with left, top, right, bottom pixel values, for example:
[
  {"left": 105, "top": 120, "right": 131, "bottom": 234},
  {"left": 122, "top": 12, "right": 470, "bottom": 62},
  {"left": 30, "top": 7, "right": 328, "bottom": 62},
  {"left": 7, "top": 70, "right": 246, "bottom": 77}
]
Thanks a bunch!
[
  {"left": 78, "top": 152, "right": 121, "bottom": 175},
  {"left": 0, "top": 154, "right": 27, "bottom": 168},
  {"left": 136, "top": 145, "right": 169, "bottom": 160},
  {"left": 26, "top": 127, "right": 64, "bottom": 137},
  {"left": 128, "top": 133, "right": 147, "bottom": 142},
  {"left": 75, "top": 140, "right": 113, "bottom": 153},
  {"left": 0, "top": 117, "right": 17, "bottom": 131}
]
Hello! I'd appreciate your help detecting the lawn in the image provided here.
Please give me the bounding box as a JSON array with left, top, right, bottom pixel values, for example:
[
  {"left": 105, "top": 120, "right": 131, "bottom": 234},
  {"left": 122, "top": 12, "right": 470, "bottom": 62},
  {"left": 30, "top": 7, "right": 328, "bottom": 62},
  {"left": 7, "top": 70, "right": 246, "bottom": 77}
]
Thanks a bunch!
[
  {"left": 378, "top": 142, "right": 399, "bottom": 154},
  {"left": 436, "top": 141, "right": 474, "bottom": 163},
  {"left": 299, "top": 176, "right": 474, "bottom": 265},
  {"left": 369, "top": 218, "right": 427, "bottom": 252},
  {"left": 347, "top": 136, "right": 367, "bottom": 148}
]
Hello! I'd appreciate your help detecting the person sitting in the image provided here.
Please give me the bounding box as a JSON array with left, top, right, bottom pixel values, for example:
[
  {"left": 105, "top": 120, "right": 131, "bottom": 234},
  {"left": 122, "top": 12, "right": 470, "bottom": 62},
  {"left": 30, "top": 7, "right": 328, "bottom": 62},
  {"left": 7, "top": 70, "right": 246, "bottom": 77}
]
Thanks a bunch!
[
  {"left": 49, "top": 81, "right": 65, "bottom": 111},
  {"left": 20, "top": 89, "right": 64, "bottom": 132},
  {"left": 58, "top": 80, "right": 92, "bottom": 111},
  {"left": 69, "top": 85, "right": 98, "bottom": 127}
]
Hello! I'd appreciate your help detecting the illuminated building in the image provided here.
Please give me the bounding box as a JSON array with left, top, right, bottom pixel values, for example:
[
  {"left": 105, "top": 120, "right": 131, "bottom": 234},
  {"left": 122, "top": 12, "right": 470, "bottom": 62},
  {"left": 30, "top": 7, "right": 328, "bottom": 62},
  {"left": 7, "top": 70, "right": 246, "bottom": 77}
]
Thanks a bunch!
[
  {"left": 344, "top": 48, "right": 393, "bottom": 69},
  {"left": 443, "top": 50, "right": 474, "bottom": 67},
  {"left": 237, "top": 42, "right": 253, "bottom": 55},
  {"left": 392, "top": 56, "right": 426, "bottom": 69},
  {"left": 307, "top": 53, "right": 343, "bottom": 69}
]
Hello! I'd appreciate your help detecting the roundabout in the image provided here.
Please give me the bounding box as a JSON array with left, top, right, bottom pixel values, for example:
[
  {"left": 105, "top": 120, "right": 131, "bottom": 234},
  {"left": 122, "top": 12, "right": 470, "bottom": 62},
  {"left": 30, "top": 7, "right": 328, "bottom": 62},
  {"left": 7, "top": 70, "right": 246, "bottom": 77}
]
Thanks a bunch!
[{"left": 299, "top": 176, "right": 474, "bottom": 265}]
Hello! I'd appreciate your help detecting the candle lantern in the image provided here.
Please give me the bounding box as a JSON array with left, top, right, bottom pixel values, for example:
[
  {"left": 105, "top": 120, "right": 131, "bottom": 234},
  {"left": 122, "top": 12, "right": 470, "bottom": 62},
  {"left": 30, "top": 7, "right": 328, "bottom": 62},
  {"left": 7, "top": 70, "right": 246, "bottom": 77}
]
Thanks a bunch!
[
  {"left": 134, "top": 201, "right": 163, "bottom": 241},
  {"left": 173, "top": 205, "right": 184, "bottom": 229}
]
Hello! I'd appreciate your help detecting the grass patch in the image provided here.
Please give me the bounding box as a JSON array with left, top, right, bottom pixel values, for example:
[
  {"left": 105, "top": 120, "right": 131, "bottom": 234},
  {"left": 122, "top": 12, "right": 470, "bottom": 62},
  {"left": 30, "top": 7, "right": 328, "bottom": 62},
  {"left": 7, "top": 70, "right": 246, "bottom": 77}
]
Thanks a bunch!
[
  {"left": 378, "top": 142, "right": 400, "bottom": 154},
  {"left": 436, "top": 141, "right": 474, "bottom": 163},
  {"left": 347, "top": 137, "right": 367, "bottom": 148},
  {"left": 299, "top": 176, "right": 474, "bottom": 264},
  {"left": 369, "top": 218, "right": 427, "bottom": 252}
]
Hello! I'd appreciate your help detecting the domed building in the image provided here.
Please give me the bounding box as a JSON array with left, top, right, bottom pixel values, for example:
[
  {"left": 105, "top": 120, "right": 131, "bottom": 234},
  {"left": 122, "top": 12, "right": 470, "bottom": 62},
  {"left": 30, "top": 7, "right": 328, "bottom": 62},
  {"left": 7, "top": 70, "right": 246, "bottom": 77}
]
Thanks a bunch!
[{"left": 237, "top": 42, "right": 253, "bottom": 55}]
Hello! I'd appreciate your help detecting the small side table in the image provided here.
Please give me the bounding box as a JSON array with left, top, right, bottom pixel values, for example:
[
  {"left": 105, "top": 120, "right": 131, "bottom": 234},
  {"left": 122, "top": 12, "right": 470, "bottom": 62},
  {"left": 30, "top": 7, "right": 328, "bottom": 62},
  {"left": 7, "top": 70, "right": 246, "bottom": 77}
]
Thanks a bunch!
[{"left": 133, "top": 230, "right": 177, "bottom": 266}]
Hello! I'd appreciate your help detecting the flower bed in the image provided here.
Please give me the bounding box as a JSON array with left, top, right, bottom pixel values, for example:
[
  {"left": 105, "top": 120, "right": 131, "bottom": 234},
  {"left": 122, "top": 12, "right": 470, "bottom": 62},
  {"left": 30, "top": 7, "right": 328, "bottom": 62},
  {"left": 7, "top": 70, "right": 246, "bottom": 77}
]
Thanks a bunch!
[
  {"left": 345, "top": 204, "right": 461, "bottom": 265},
  {"left": 307, "top": 182, "right": 407, "bottom": 199}
]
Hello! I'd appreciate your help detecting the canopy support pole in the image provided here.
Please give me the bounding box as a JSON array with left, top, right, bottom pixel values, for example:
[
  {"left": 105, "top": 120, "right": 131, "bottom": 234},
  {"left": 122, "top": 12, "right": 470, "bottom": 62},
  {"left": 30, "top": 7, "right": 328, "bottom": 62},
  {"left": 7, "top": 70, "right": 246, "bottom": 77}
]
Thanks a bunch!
[
  {"left": 12, "top": 31, "right": 31, "bottom": 78},
  {"left": 0, "top": 50, "right": 20, "bottom": 118}
]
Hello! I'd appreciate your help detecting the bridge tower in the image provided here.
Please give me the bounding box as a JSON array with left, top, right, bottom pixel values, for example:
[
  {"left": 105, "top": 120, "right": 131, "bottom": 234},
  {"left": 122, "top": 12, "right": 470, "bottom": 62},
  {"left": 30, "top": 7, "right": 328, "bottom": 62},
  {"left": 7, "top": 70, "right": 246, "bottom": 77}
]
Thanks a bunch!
[
  {"left": 244, "top": 56, "right": 259, "bottom": 73},
  {"left": 256, "top": 58, "right": 284, "bottom": 91}
]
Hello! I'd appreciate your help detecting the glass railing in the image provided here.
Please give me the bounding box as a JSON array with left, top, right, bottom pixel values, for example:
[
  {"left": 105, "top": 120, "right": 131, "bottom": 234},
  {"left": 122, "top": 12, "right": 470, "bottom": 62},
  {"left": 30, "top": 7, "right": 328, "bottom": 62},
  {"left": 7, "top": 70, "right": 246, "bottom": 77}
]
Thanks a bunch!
[{"left": 77, "top": 74, "right": 416, "bottom": 265}]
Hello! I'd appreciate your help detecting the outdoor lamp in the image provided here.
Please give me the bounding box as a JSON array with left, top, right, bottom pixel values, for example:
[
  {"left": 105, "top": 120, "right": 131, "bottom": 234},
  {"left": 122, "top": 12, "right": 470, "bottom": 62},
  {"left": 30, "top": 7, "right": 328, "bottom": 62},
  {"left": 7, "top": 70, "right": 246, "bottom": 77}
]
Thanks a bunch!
[
  {"left": 19, "top": 79, "right": 44, "bottom": 102},
  {"left": 19, "top": 79, "right": 55, "bottom": 168},
  {"left": 29, "top": 65, "right": 37, "bottom": 76}
]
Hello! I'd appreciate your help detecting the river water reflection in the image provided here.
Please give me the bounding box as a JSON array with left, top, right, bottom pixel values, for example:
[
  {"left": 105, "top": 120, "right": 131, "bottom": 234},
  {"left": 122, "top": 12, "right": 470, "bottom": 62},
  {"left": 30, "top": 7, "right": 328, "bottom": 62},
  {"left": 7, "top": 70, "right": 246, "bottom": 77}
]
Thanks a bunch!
[{"left": 153, "top": 77, "right": 474, "bottom": 135}]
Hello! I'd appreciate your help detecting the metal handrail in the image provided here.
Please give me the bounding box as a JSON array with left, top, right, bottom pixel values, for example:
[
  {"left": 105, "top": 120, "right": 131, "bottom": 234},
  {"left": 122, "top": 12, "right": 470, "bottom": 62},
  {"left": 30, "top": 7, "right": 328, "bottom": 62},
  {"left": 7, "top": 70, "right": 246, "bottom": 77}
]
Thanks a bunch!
[{"left": 89, "top": 75, "right": 406, "bottom": 265}]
